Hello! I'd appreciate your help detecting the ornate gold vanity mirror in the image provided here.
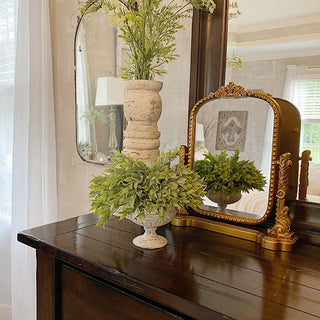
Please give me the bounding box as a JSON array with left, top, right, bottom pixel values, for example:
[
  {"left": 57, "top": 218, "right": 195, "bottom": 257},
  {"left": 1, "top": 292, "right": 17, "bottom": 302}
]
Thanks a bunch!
[{"left": 173, "top": 82, "right": 301, "bottom": 251}]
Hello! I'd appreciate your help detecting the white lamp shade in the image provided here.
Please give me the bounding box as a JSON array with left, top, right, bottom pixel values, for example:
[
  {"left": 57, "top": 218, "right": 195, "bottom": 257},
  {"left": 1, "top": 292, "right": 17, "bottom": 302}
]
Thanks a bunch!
[
  {"left": 196, "top": 123, "right": 205, "bottom": 143},
  {"left": 95, "top": 77, "right": 124, "bottom": 106}
]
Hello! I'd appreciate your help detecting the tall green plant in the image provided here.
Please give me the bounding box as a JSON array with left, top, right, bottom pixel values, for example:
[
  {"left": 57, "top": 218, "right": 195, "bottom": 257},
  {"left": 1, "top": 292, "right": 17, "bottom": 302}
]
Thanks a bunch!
[
  {"left": 89, "top": 148, "right": 206, "bottom": 226},
  {"left": 78, "top": 0, "right": 216, "bottom": 80},
  {"left": 194, "top": 149, "right": 267, "bottom": 197}
]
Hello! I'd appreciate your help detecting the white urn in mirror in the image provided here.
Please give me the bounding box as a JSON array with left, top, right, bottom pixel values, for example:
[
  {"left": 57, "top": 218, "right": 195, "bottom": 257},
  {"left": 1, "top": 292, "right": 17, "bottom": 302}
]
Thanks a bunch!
[{"left": 206, "top": 190, "right": 242, "bottom": 214}]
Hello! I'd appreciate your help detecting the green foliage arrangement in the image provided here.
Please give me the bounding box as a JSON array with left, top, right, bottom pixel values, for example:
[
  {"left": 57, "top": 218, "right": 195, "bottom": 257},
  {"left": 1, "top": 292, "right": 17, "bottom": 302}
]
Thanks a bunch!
[
  {"left": 81, "top": 108, "right": 107, "bottom": 123},
  {"left": 226, "top": 53, "right": 242, "bottom": 69},
  {"left": 78, "top": 141, "right": 92, "bottom": 158},
  {"left": 194, "top": 149, "right": 266, "bottom": 198},
  {"left": 89, "top": 148, "right": 206, "bottom": 225},
  {"left": 78, "top": 0, "right": 216, "bottom": 80}
]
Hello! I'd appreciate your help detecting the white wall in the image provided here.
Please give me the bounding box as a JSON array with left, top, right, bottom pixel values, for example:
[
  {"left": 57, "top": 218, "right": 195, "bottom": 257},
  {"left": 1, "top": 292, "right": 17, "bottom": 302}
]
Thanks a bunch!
[
  {"left": 51, "top": 0, "right": 100, "bottom": 219},
  {"left": 226, "top": 55, "right": 320, "bottom": 97}
]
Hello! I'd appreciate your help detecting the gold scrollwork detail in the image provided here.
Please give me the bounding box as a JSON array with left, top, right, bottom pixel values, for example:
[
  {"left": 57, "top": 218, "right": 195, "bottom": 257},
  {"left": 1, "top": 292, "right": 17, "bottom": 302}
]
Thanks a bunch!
[
  {"left": 179, "top": 145, "right": 188, "bottom": 166},
  {"left": 276, "top": 190, "right": 286, "bottom": 199},
  {"left": 212, "top": 81, "right": 251, "bottom": 97},
  {"left": 267, "top": 153, "right": 296, "bottom": 241},
  {"left": 175, "top": 207, "right": 188, "bottom": 217}
]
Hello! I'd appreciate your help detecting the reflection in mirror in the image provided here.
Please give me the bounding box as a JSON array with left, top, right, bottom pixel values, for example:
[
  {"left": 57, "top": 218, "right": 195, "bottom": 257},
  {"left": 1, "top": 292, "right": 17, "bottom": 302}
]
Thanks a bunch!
[
  {"left": 195, "top": 96, "right": 273, "bottom": 218},
  {"left": 225, "top": 0, "right": 320, "bottom": 204},
  {"left": 75, "top": 9, "right": 125, "bottom": 164}
]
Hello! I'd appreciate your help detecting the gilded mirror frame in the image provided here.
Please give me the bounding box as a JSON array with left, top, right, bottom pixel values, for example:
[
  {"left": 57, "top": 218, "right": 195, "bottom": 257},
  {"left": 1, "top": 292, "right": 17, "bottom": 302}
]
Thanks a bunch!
[{"left": 183, "top": 82, "right": 281, "bottom": 225}]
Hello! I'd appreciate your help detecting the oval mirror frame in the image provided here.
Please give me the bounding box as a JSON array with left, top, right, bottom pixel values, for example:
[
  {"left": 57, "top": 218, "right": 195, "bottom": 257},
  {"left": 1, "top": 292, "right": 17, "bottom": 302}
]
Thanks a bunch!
[
  {"left": 74, "top": 1, "right": 124, "bottom": 166},
  {"left": 74, "top": 4, "right": 96, "bottom": 165},
  {"left": 74, "top": 3, "right": 106, "bottom": 165},
  {"left": 185, "top": 82, "right": 281, "bottom": 225}
]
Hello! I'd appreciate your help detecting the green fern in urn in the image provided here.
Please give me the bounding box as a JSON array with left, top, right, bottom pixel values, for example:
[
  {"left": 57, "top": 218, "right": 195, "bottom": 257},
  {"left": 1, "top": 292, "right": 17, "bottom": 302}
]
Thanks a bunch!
[
  {"left": 89, "top": 148, "right": 206, "bottom": 226},
  {"left": 194, "top": 149, "right": 266, "bottom": 213}
]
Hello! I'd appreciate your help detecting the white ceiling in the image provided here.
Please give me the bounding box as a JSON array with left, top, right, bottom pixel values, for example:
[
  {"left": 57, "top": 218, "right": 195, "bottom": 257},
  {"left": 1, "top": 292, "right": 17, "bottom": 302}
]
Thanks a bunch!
[
  {"left": 227, "top": 0, "right": 320, "bottom": 60},
  {"left": 232, "top": 0, "right": 320, "bottom": 27}
]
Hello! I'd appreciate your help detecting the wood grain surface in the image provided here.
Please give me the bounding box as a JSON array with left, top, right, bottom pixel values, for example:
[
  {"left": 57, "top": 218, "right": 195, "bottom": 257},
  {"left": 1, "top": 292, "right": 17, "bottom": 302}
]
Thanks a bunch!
[{"left": 18, "top": 214, "right": 320, "bottom": 320}]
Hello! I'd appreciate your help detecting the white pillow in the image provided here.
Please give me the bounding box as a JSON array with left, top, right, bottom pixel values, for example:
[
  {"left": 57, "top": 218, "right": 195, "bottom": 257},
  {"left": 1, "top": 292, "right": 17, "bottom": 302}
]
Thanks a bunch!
[{"left": 307, "top": 162, "right": 320, "bottom": 196}]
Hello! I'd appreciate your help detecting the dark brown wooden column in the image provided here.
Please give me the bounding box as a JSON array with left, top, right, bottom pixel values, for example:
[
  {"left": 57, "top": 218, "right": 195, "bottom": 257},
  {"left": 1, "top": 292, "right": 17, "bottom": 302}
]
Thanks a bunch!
[
  {"left": 37, "top": 251, "right": 57, "bottom": 320},
  {"left": 189, "top": 0, "right": 228, "bottom": 115}
]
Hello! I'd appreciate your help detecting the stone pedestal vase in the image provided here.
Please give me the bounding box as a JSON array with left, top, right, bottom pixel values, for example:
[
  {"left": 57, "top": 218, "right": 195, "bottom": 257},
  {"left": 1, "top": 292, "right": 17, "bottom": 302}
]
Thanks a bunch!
[
  {"left": 128, "top": 208, "right": 176, "bottom": 249},
  {"left": 123, "top": 80, "right": 163, "bottom": 162},
  {"left": 207, "top": 190, "right": 241, "bottom": 214}
]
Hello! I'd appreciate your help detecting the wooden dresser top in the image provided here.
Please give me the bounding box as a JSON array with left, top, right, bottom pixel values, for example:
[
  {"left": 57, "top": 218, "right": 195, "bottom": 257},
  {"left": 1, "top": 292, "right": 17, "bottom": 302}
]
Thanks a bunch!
[{"left": 18, "top": 214, "right": 320, "bottom": 320}]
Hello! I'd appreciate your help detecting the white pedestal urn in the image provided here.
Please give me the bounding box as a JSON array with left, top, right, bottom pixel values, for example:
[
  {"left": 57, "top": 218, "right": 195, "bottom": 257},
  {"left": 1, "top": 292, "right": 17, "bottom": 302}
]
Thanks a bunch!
[
  {"left": 207, "top": 190, "right": 242, "bottom": 214},
  {"left": 128, "top": 208, "right": 176, "bottom": 249},
  {"left": 123, "top": 80, "right": 163, "bottom": 162}
]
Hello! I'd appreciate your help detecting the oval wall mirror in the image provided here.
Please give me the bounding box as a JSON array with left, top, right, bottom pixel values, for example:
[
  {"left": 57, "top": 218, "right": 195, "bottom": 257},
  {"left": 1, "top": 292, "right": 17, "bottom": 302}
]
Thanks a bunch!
[
  {"left": 74, "top": 5, "right": 126, "bottom": 164},
  {"left": 186, "top": 82, "right": 281, "bottom": 225},
  {"left": 74, "top": 1, "right": 196, "bottom": 164},
  {"left": 225, "top": 0, "right": 320, "bottom": 205}
]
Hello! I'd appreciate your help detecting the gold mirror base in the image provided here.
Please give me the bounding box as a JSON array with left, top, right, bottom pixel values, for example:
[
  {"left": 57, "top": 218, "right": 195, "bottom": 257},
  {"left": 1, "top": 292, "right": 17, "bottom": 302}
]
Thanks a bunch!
[{"left": 171, "top": 215, "right": 298, "bottom": 252}]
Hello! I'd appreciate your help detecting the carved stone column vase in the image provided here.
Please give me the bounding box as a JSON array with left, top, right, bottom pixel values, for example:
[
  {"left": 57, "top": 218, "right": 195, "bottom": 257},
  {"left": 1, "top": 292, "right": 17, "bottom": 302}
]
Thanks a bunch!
[{"left": 123, "top": 80, "right": 163, "bottom": 162}]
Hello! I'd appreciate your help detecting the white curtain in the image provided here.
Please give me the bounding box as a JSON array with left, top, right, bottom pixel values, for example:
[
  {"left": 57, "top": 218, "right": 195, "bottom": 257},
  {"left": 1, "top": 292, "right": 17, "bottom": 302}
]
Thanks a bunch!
[
  {"left": 0, "top": 0, "right": 15, "bottom": 318},
  {"left": 283, "top": 65, "right": 308, "bottom": 102},
  {"left": 76, "top": 24, "right": 93, "bottom": 147},
  {"left": 10, "top": 0, "right": 58, "bottom": 320}
]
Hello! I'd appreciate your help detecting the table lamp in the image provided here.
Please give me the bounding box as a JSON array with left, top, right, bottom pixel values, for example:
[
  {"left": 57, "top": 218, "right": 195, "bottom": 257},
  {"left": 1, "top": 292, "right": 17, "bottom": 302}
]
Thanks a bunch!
[{"left": 95, "top": 77, "right": 124, "bottom": 155}]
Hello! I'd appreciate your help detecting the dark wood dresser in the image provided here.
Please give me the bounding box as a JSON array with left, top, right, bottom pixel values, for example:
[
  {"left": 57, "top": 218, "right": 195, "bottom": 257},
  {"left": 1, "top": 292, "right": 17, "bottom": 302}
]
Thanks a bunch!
[{"left": 18, "top": 214, "right": 320, "bottom": 320}]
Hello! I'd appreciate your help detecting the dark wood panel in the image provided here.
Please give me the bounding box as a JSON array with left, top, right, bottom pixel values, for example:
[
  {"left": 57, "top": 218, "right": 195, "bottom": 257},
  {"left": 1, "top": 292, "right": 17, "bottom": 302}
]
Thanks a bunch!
[
  {"left": 76, "top": 223, "right": 320, "bottom": 290},
  {"left": 289, "top": 199, "right": 320, "bottom": 246},
  {"left": 39, "top": 227, "right": 320, "bottom": 320},
  {"left": 189, "top": 0, "right": 228, "bottom": 114},
  {"left": 38, "top": 233, "right": 225, "bottom": 319},
  {"left": 59, "top": 265, "right": 184, "bottom": 320},
  {"left": 18, "top": 214, "right": 99, "bottom": 249},
  {"left": 74, "top": 224, "right": 320, "bottom": 316},
  {"left": 18, "top": 213, "right": 320, "bottom": 320},
  {"left": 36, "top": 251, "right": 56, "bottom": 320}
]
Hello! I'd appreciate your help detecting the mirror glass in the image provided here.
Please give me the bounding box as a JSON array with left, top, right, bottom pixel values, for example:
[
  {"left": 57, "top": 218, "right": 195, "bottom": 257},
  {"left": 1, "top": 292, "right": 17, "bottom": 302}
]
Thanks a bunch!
[
  {"left": 195, "top": 96, "right": 274, "bottom": 219},
  {"left": 75, "top": 4, "right": 193, "bottom": 164},
  {"left": 226, "top": 0, "right": 320, "bottom": 204},
  {"left": 75, "top": 9, "right": 126, "bottom": 164}
]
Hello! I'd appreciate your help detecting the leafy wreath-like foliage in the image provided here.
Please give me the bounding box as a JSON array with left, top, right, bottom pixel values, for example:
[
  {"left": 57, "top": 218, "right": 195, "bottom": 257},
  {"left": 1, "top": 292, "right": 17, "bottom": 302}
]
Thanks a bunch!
[
  {"left": 89, "top": 148, "right": 206, "bottom": 226},
  {"left": 194, "top": 149, "right": 266, "bottom": 197}
]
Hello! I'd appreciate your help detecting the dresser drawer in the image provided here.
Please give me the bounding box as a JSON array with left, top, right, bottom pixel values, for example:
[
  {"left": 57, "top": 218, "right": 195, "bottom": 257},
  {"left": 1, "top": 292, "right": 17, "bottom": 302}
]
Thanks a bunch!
[{"left": 59, "top": 265, "right": 183, "bottom": 320}]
